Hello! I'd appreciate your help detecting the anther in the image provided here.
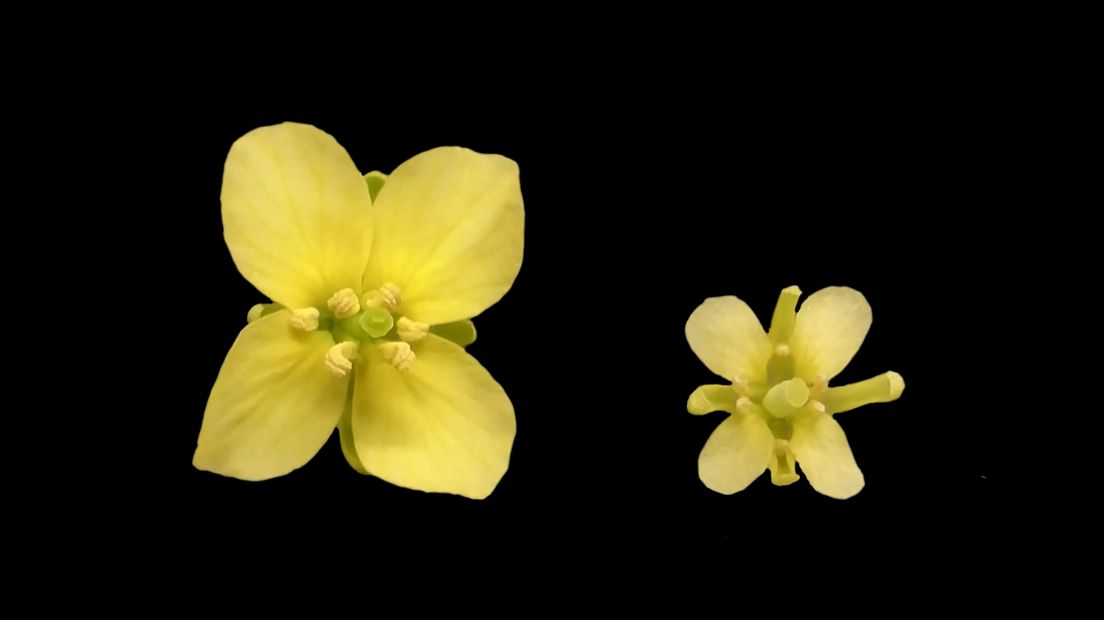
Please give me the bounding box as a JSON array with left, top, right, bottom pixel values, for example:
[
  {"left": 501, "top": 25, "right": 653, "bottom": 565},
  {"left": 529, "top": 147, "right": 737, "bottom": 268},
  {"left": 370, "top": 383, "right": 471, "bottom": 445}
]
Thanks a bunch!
[
  {"left": 327, "top": 288, "right": 361, "bottom": 319},
  {"left": 324, "top": 341, "right": 359, "bottom": 377},
  {"left": 736, "top": 397, "right": 755, "bottom": 415},
  {"left": 364, "top": 283, "right": 402, "bottom": 312},
  {"left": 730, "top": 374, "right": 749, "bottom": 397},
  {"left": 289, "top": 307, "right": 320, "bottom": 332},
  {"left": 396, "top": 317, "right": 429, "bottom": 343},
  {"left": 379, "top": 341, "right": 416, "bottom": 371}
]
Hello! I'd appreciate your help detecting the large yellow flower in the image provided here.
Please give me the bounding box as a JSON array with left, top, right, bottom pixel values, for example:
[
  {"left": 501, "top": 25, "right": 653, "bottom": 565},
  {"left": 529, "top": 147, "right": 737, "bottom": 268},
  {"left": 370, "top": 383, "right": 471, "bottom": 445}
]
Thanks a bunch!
[
  {"left": 193, "top": 123, "right": 523, "bottom": 499},
  {"left": 685, "top": 286, "right": 904, "bottom": 499}
]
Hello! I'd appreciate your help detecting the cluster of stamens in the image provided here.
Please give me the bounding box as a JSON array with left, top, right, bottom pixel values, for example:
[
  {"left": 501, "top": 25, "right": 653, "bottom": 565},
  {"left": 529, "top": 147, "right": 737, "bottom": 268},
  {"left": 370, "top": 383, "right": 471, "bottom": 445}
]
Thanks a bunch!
[
  {"left": 727, "top": 340, "right": 828, "bottom": 485},
  {"left": 251, "top": 282, "right": 429, "bottom": 377}
]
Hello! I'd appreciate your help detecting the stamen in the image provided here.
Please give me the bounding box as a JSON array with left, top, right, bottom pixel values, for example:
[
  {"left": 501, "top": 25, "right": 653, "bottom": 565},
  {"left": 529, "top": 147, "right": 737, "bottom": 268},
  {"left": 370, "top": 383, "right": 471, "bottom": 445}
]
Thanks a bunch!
[
  {"left": 763, "top": 378, "right": 810, "bottom": 418},
  {"left": 766, "top": 342, "right": 795, "bottom": 384},
  {"left": 289, "top": 307, "right": 320, "bottom": 332},
  {"left": 736, "top": 397, "right": 764, "bottom": 416},
  {"left": 379, "top": 341, "right": 416, "bottom": 371},
  {"left": 324, "top": 341, "right": 359, "bottom": 377},
  {"left": 730, "top": 374, "right": 750, "bottom": 397},
  {"left": 327, "top": 288, "right": 361, "bottom": 319},
  {"left": 396, "top": 317, "right": 429, "bottom": 343},
  {"left": 364, "top": 283, "right": 402, "bottom": 312}
]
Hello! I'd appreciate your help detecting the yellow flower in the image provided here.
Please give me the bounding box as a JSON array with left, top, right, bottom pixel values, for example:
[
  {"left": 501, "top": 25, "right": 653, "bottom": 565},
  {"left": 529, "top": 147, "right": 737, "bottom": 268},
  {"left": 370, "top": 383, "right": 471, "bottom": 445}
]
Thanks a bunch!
[
  {"left": 193, "top": 123, "right": 523, "bottom": 499},
  {"left": 685, "top": 286, "right": 904, "bottom": 499}
]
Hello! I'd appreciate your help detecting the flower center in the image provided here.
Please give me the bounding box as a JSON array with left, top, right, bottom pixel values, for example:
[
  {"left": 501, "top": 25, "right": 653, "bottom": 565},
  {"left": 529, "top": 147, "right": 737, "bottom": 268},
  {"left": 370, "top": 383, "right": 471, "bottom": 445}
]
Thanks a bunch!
[
  {"left": 728, "top": 285, "right": 830, "bottom": 484},
  {"left": 275, "top": 283, "right": 427, "bottom": 376}
]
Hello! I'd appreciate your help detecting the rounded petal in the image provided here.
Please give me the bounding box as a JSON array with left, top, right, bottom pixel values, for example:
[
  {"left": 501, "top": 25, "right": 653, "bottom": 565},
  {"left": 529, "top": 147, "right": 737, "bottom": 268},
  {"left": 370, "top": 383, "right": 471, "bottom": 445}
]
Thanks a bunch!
[
  {"left": 685, "top": 296, "right": 772, "bottom": 383},
  {"left": 352, "top": 334, "right": 515, "bottom": 499},
  {"left": 193, "top": 310, "right": 349, "bottom": 480},
  {"left": 789, "top": 413, "right": 865, "bottom": 499},
  {"left": 222, "top": 122, "right": 374, "bottom": 309},
  {"left": 790, "top": 286, "right": 872, "bottom": 381},
  {"left": 362, "top": 147, "right": 523, "bottom": 325},
  {"left": 698, "top": 412, "right": 774, "bottom": 494}
]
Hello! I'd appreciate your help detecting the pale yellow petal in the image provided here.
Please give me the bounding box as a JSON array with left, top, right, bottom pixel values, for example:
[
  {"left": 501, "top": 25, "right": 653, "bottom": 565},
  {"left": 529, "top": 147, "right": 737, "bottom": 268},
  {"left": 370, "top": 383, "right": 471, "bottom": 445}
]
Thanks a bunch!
[
  {"left": 222, "top": 122, "right": 374, "bottom": 309},
  {"left": 685, "top": 296, "right": 772, "bottom": 383},
  {"left": 789, "top": 413, "right": 865, "bottom": 499},
  {"left": 698, "top": 412, "right": 774, "bottom": 494},
  {"left": 790, "top": 287, "right": 872, "bottom": 381},
  {"left": 362, "top": 147, "right": 523, "bottom": 325},
  {"left": 193, "top": 310, "right": 349, "bottom": 480},
  {"left": 352, "top": 334, "right": 515, "bottom": 499}
]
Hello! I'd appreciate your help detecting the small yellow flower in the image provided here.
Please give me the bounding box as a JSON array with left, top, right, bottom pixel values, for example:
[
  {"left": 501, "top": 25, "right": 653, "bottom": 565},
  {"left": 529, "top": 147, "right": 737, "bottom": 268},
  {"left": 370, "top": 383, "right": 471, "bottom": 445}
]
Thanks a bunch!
[
  {"left": 685, "top": 286, "right": 904, "bottom": 499},
  {"left": 193, "top": 123, "right": 523, "bottom": 499}
]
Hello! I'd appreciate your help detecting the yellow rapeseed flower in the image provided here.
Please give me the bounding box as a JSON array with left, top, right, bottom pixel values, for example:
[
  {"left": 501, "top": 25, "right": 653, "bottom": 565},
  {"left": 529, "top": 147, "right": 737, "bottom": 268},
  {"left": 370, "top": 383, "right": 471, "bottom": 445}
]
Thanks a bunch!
[
  {"left": 193, "top": 123, "right": 523, "bottom": 499},
  {"left": 685, "top": 286, "right": 904, "bottom": 499}
]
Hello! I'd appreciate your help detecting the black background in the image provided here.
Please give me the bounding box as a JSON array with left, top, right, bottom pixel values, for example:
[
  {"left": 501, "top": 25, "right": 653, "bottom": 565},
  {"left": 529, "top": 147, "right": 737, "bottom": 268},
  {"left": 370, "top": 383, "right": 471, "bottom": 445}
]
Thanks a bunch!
[{"left": 114, "top": 64, "right": 1018, "bottom": 575}]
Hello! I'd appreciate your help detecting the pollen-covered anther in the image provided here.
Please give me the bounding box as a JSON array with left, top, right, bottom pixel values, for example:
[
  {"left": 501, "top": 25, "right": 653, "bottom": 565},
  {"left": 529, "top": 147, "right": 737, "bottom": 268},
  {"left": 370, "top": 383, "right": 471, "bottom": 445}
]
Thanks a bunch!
[
  {"left": 364, "top": 283, "right": 402, "bottom": 312},
  {"left": 289, "top": 307, "right": 320, "bottom": 331},
  {"left": 730, "top": 374, "right": 749, "bottom": 397},
  {"left": 380, "top": 341, "right": 416, "bottom": 371},
  {"left": 327, "top": 288, "right": 361, "bottom": 319},
  {"left": 774, "top": 343, "right": 791, "bottom": 357},
  {"left": 324, "top": 341, "right": 359, "bottom": 377},
  {"left": 396, "top": 317, "right": 429, "bottom": 343},
  {"left": 736, "top": 397, "right": 755, "bottom": 415}
]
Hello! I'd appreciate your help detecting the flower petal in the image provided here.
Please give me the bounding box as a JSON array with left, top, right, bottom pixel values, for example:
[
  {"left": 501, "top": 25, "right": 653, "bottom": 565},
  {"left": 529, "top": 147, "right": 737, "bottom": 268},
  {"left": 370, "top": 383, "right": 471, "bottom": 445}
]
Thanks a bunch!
[
  {"left": 698, "top": 412, "right": 774, "bottom": 494},
  {"left": 685, "top": 296, "right": 772, "bottom": 383},
  {"left": 352, "top": 334, "right": 515, "bottom": 499},
  {"left": 222, "top": 122, "right": 374, "bottom": 309},
  {"left": 362, "top": 147, "right": 523, "bottom": 325},
  {"left": 790, "top": 287, "right": 872, "bottom": 381},
  {"left": 789, "top": 413, "right": 865, "bottom": 499},
  {"left": 193, "top": 310, "right": 349, "bottom": 480}
]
